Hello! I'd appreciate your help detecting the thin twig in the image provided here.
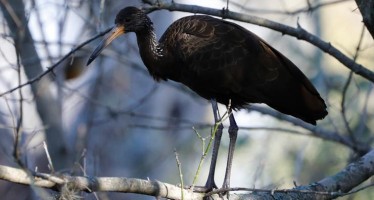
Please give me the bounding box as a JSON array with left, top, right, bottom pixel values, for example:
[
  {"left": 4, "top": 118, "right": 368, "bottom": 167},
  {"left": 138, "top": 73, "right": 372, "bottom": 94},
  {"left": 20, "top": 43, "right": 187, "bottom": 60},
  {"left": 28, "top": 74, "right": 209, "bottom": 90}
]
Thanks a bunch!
[
  {"left": 340, "top": 25, "right": 366, "bottom": 143},
  {"left": 230, "top": 0, "right": 351, "bottom": 15},
  {"left": 193, "top": 127, "right": 206, "bottom": 153},
  {"left": 191, "top": 108, "right": 230, "bottom": 188},
  {"left": 174, "top": 149, "right": 184, "bottom": 200},
  {"left": 13, "top": 39, "right": 23, "bottom": 165},
  {"left": 43, "top": 141, "right": 55, "bottom": 173},
  {"left": 341, "top": 71, "right": 354, "bottom": 136},
  {"left": 0, "top": 27, "right": 112, "bottom": 97},
  {"left": 248, "top": 105, "right": 371, "bottom": 154}
]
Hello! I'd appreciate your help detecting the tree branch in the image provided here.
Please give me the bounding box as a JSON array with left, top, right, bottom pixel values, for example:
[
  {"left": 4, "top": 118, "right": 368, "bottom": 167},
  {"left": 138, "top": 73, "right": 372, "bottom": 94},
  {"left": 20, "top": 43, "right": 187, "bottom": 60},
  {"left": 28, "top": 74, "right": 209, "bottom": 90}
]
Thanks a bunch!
[
  {"left": 314, "top": 149, "right": 374, "bottom": 193},
  {"left": 0, "top": 149, "right": 373, "bottom": 199},
  {"left": 0, "top": 28, "right": 112, "bottom": 97},
  {"left": 230, "top": 0, "right": 351, "bottom": 16},
  {"left": 207, "top": 149, "right": 374, "bottom": 199},
  {"left": 0, "top": 165, "right": 204, "bottom": 200},
  {"left": 248, "top": 105, "right": 371, "bottom": 154}
]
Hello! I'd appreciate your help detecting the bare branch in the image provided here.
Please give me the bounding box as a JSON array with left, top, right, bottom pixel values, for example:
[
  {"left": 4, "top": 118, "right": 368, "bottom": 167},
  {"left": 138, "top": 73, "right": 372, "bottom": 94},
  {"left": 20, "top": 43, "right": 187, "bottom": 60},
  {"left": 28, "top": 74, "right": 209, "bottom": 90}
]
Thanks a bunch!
[
  {"left": 0, "top": 165, "right": 204, "bottom": 200},
  {"left": 247, "top": 105, "right": 371, "bottom": 154},
  {"left": 230, "top": 0, "right": 351, "bottom": 16},
  {"left": 207, "top": 149, "right": 374, "bottom": 199},
  {"left": 0, "top": 149, "right": 373, "bottom": 199},
  {"left": 0, "top": 28, "right": 112, "bottom": 97},
  {"left": 13, "top": 39, "right": 23, "bottom": 165},
  {"left": 315, "top": 149, "right": 374, "bottom": 193},
  {"left": 174, "top": 149, "right": 185, "bottom": 200},
  {"left": 340, "top": 25, "right": 366, "bottom": 143}
]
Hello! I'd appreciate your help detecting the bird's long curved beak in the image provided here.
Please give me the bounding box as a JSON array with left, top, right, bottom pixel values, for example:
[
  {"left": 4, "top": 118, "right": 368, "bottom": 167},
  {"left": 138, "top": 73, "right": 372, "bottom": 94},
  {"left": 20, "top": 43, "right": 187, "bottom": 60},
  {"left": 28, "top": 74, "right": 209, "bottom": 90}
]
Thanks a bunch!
[{"left": 86, "top": 25, "right": 125, "bottom": 66}]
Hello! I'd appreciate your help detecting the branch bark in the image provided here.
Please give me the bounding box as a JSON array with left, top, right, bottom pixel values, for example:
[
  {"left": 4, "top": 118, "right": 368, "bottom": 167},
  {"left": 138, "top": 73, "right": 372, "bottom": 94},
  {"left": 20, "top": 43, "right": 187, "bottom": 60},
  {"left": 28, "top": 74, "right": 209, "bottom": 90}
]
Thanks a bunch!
[
  {"left": 0, "top": 149, "right": 373, "bottom": 199},
  {"left": 0, "top": 165, "right": 204, "bottom": 200}
]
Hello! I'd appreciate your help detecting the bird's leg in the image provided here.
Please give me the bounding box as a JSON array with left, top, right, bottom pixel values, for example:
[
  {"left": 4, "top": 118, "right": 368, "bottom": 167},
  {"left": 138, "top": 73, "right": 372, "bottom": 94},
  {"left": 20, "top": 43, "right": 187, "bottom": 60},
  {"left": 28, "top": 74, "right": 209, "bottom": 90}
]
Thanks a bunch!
[
  {"left": 205, "top": 99, "right": 223, "bottom": 191},
  {"left": 222, "top": 112, "right": 238, "bottom": 194}
]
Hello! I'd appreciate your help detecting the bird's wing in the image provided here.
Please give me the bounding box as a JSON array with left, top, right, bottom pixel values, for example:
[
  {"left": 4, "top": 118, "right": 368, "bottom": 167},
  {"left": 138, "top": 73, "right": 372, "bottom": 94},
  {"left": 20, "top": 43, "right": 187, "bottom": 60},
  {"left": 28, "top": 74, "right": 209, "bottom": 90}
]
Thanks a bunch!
[{"left": 160, "top": 15, "right": 280, "bottom": 85}]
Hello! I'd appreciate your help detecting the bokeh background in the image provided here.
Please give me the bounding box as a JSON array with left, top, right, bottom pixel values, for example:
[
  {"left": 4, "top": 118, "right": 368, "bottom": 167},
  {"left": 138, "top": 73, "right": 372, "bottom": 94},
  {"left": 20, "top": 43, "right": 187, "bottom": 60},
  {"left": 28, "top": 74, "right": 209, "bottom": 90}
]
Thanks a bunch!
[{"left": 0, "top": 0, "right": 373, "bottom": 199}]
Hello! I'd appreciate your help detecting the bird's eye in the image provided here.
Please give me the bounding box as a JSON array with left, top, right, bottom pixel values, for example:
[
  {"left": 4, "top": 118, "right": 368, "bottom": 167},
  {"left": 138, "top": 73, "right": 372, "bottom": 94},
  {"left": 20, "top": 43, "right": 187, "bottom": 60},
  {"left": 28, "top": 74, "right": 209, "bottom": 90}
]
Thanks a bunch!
[{"left": 124, "top": 18, "right": 131, "bottom": 23}]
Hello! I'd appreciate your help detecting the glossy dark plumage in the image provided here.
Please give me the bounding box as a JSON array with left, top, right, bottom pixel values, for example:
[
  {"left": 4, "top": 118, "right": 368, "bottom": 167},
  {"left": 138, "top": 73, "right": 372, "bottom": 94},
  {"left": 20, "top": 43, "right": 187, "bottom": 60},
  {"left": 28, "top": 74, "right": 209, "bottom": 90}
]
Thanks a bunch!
[
  {"left": 158, "top": 15, "right": 327, "bottom": 125},
  {"left": 87, "top": 6, "right": 328, "bottom": 193},
  {"left": 87, "top": 7, "right": 327, "bottom": 124}
]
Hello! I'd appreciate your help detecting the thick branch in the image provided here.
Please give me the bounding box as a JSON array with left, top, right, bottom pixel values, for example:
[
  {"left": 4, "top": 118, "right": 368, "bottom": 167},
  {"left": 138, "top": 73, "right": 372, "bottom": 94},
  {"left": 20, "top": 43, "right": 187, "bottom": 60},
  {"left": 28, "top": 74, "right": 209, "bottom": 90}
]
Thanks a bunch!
[
  {"left": 209, "top": 149, "right": 374, "bottom": 199},
  {"left": 315, "top": 149, "right": 374, "bottom": 193},
  {"left": 355, "top": 0, "right": 374, "bottom": 39},
  {"left": 0, "top": 165, "right": 204, "bottom": 200},
  {"left": 0, "top": 150, "right": 373, "bottom": 199}
]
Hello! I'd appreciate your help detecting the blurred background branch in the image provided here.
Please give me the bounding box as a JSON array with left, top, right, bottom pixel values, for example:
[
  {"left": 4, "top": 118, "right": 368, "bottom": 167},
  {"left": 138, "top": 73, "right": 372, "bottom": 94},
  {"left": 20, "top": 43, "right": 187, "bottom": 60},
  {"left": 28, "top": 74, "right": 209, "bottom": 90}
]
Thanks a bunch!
[{"left": 0, "top": 0, "right": 70, "bottom": 170}]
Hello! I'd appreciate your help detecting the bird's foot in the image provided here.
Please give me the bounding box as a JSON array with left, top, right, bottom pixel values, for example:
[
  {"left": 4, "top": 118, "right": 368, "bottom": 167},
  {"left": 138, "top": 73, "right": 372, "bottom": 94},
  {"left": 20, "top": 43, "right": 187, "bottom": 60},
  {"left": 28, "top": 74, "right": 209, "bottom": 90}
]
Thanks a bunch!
[
  {"left": 205, "top": 179, "right": 218, "bottom": 192},
  {"left": 190, "top": 182, "right": 217, "bottom": 193},
  {"left": 193, "top": 183, "right": 231, "bottom": 199},
  {"left": 187, "top": 180, "right": 218, "bottom": 199},
  {"left": 189, "top": 183, "right": 231, "bottom": 199},
  {"left": 221, "top": 182, "right": 230, "bottom": 199}
]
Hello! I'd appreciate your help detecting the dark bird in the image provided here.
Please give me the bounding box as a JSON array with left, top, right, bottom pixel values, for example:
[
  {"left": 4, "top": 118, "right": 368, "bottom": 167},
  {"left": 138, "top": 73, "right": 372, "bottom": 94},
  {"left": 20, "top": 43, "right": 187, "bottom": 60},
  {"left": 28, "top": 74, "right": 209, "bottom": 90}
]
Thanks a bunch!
[{"left": 87, "top": 6, "right": 327, "bottom": 194}]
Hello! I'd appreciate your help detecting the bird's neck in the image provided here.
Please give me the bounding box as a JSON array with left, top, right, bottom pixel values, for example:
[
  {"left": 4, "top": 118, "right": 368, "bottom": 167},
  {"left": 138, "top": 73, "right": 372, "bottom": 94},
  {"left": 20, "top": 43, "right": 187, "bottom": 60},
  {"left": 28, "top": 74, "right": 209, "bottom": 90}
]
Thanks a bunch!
[
  {"left": 138, "top": 29, "right": 163, "bottom": 58},
  {"left": 136, "top": 26, "right": 168, "bottom": 80}
]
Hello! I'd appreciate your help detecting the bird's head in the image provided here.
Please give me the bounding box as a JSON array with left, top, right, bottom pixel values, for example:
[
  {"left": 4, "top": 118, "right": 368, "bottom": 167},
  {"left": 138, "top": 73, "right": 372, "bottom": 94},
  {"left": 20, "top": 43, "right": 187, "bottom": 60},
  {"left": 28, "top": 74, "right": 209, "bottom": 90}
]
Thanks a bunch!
[
  {"left": 87, "top": 7, "right": 150, "bottom": 65},
  {"left": 115, "top": 7, "right": 151, "bottom": 32}
]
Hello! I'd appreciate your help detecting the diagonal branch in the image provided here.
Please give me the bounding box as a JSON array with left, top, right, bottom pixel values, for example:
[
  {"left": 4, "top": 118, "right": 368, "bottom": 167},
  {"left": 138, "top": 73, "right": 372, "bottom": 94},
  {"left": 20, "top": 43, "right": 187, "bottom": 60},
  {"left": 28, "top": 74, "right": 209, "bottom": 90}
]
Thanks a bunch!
[
  {"left": 248, "top": 105, "right": 371, "bottom": 154},
  {"left": 311, "top": 149, "right": 374, "bottom": 194},
  {"left": 0, "top": 28, "right": 112, "bottom": 97}
]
